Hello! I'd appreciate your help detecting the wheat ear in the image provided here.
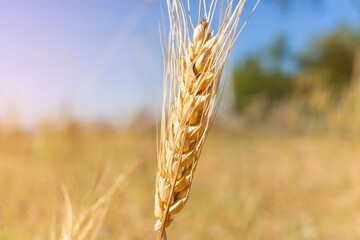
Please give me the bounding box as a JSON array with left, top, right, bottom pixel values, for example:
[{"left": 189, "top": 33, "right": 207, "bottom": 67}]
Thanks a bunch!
[{"left": 154, "top": 0, "right": 259, "bottom": 239}]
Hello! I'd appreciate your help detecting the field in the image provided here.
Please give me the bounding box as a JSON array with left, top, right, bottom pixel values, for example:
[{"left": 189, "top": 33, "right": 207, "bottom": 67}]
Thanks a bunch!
[{"left": 1, "top": 125, "right": 360, "bottom": 239}]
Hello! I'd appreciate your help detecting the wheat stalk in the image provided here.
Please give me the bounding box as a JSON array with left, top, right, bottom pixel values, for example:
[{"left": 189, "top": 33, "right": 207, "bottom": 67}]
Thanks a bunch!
[
  {"left": 57, "top": 175, "right": 125, "bottom": 240},
  {"left": 154, "top": 0, "right": 260, "bottom": 239},
  {"left": 52, "top": 163, "right": 136, "bottom": 240}
]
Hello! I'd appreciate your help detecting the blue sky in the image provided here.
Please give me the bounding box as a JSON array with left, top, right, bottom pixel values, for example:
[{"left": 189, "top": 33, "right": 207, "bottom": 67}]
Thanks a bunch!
[{"left": 0, "top": 0, "right": 358, "bottom": 127}]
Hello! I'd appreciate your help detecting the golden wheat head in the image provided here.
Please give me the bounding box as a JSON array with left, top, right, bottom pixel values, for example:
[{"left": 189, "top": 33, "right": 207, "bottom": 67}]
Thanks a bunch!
[{"left": 154, "top": 0, "right": 259, "bottom": 239}]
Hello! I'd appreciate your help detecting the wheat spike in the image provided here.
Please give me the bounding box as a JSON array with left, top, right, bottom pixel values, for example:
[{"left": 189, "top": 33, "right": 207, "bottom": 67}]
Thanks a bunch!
[{"left": 154, "top": 0, "right": 260, "bottom": 239}]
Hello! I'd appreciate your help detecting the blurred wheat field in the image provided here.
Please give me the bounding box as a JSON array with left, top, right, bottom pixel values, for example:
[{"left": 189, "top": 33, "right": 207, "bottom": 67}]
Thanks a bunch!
[{"left": 1, "top": 125, "right": 360, "bottom": 239}]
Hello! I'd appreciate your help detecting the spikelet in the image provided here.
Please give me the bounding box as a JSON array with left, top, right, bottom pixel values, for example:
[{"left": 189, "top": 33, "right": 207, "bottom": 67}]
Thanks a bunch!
[{"left": 154, "top": 1, "right": 259, "bottom": 239}]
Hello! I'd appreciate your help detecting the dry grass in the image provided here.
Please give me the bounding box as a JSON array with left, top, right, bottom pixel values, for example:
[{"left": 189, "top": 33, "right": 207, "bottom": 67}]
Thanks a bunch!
[
  {"left": 328, "top": 48, "right": 360, "bottom": 134},
  {"left": 1, "top": 126, "right": 360, "bottom": 239},
  {"left": 0, "top": 127, "right": 156, "bottom": 239},
  {"left": 154, "top": 1, "right": 259, "bottom": 238}
]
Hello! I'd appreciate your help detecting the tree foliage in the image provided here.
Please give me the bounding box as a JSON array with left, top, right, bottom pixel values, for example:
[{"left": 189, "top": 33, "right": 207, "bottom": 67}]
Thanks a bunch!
[
  {"left": 232, "top": 25, "right": 359, "bottom": 113},
  {"left": 298, "top": 26, "right": 359, "bottom": 92},
  {"left": 233, "top": 58, "right": 291, "bottom": 112}
]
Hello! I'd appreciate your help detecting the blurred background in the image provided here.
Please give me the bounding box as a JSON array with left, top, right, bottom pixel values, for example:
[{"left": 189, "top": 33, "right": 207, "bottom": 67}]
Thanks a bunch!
[{"left": 0, "top": 0, "right": 360, "bottom": 239}]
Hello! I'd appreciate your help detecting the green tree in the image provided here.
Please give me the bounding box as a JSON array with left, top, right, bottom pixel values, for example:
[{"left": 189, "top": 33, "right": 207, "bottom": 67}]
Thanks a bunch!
[
  {"left": 298, "top": 26, "right": 359, "bottom": 93},
  {"left": 233, "top": 59, "right": 291, "bottom": 112}
]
